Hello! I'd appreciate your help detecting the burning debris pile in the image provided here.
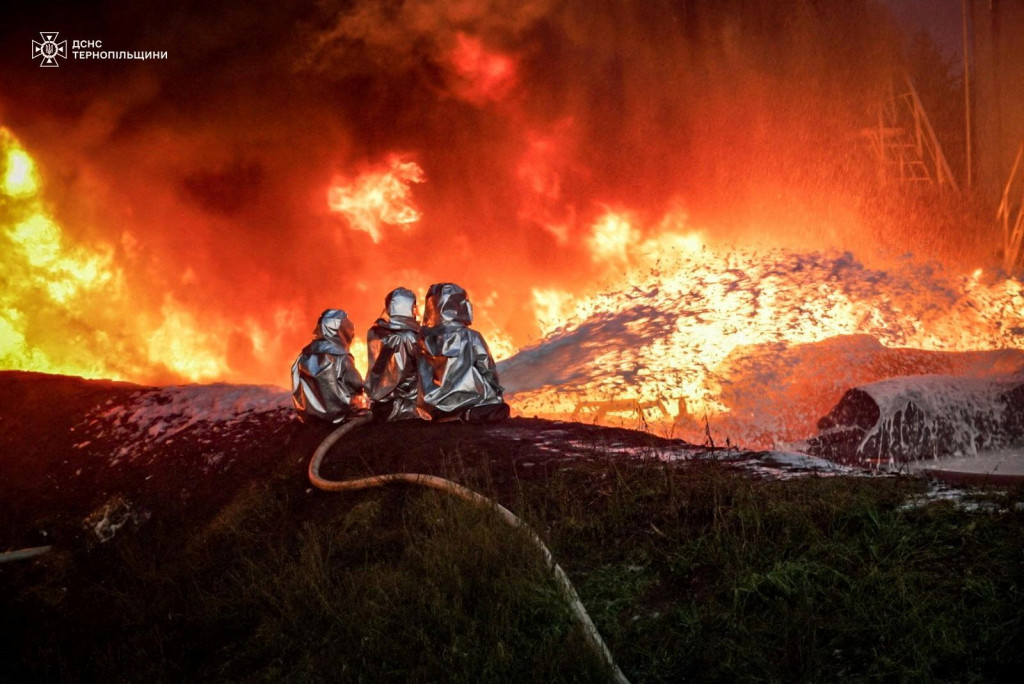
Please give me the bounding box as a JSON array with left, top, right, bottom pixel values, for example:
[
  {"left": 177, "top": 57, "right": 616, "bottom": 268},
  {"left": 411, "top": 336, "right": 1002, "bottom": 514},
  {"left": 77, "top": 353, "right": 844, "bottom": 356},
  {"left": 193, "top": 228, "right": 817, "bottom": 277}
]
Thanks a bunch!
[{"left": 500, "top": 246, "right": 1024, "bottom": 448}]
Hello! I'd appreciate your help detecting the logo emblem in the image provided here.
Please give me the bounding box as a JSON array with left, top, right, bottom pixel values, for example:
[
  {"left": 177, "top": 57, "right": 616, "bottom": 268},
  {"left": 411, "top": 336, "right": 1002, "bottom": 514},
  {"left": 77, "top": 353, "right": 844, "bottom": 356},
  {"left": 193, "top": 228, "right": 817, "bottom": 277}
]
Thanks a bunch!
[{"left": 32, "top": 32, "right": 67, "bottom": 67}]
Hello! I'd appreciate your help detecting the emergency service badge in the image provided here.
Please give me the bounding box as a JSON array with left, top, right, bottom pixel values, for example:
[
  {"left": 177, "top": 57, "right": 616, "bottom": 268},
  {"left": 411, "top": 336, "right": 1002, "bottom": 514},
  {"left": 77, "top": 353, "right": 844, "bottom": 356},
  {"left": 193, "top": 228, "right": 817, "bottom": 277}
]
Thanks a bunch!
[{"left": 32, "top": 32, "right": 67, "bottom": 67}]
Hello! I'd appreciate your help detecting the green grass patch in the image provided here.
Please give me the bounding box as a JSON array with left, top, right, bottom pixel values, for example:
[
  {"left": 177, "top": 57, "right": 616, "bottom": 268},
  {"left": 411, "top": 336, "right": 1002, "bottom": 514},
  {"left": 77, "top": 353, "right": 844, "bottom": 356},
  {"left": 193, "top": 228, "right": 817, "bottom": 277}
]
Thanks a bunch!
[{"left": 2, "top": 454, "right": 1023, "bottom": 683}]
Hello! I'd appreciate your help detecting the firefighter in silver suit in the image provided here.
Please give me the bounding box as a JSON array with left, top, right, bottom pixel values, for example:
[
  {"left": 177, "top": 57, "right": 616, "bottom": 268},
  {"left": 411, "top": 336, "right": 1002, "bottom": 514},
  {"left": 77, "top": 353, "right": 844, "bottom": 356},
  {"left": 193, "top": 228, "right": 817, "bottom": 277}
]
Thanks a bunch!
[
  {"left": 366, "top": 287, "right": 428, "bottom": 421},
  {"left": 418, "top": 282, "right": 510, "bottom": 422},
  {"left": 291, "top": 309, "right": 367, "bottom": 423}
]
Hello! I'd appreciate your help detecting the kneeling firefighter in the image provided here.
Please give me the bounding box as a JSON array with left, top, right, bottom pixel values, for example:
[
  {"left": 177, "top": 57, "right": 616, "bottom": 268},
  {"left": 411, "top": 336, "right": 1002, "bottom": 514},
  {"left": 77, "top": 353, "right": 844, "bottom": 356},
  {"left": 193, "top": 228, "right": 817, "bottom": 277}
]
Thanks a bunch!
[
  {"left": 291, "top": 309, "right": 367, "bottom": 423},
  {"left": 418, "top": 282, "right": 510, "bottom": 421},
  {"left": 366, "top": 287, "right": 429, "bottom": 421}
]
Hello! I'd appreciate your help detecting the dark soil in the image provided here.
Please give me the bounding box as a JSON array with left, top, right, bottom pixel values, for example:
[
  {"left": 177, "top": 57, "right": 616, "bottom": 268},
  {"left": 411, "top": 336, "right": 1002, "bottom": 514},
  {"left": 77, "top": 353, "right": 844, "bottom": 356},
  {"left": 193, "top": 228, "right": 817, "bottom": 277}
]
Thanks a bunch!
[
  {"left": 0, "top": 370, "right": 693, "bottom": 552},
  {"left": 3, "top": 372, "right": 1023, "bottom": 683}
]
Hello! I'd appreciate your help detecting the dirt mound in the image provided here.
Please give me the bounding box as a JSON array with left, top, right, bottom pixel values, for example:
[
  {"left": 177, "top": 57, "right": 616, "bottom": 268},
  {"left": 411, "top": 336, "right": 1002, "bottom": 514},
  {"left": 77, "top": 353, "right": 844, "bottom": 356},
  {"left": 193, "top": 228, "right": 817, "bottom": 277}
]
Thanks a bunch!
[{"left": 0, "top": 371, "right": 704, "bottom": 552}]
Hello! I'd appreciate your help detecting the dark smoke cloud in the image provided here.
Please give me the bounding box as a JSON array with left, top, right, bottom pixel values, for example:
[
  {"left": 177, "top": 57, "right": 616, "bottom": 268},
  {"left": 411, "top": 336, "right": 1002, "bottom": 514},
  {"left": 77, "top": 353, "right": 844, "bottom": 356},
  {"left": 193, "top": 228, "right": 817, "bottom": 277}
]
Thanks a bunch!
[
  {"left": 303, "top": 0, "right": 551, "bottom": 74},
  {"left": 1, "top": 0, "right": 913, "bottom": 385}
]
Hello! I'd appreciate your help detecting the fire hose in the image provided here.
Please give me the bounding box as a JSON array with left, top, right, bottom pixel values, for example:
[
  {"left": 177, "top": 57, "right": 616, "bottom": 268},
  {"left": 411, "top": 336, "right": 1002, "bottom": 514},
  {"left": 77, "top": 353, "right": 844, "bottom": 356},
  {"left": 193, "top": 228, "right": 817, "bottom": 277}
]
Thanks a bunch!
[
  {"left": 0, "top": 545, "right": 52, "bottom": 564},
  {"left": 309, "top": 414, "right": 631, "bottom": 684}
]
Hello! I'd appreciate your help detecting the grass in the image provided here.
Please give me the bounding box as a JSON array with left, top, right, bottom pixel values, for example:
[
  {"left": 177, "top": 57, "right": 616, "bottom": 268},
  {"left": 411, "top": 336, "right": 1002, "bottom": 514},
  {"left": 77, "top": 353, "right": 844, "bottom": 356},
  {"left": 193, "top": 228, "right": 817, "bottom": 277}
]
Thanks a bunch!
[{"left": 2, "top": 446, "right": 1023, "bottom": 683}]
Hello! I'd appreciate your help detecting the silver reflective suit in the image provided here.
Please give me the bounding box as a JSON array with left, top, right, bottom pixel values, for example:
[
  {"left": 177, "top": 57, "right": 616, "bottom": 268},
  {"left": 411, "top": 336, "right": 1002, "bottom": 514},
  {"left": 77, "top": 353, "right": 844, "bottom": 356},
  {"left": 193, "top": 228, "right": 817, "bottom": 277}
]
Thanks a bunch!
[
  {"left": 418, "top": 283, "right": 505, "bottom": 418},
  {"left": 291, "top": 309, "right": 365, "bottom": 423},
  {"left": 367, "top": 288, "right": 427, "bottom": 421}
]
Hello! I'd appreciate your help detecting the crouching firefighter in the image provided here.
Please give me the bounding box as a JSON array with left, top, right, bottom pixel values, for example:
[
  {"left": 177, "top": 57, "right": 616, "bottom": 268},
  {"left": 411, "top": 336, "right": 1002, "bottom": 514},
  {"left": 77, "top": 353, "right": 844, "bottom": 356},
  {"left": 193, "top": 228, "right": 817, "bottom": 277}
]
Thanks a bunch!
[
  {"left": 291, "top": 309, "right": 367, "bottom": 423},
  {"left": 418, "top": 282, "right": 510, "bottom": 422},
  {"left": 366, "top": 287, "right": 429, "bottom": 421}
]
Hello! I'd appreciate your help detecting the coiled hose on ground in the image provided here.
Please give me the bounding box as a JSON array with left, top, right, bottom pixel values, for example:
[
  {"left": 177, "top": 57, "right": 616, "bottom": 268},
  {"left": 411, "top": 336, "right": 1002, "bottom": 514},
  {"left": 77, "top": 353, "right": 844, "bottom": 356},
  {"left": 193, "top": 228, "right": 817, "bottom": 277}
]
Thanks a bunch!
[{"left": 308, "top": 414, "right": 631, "bottom": 684}]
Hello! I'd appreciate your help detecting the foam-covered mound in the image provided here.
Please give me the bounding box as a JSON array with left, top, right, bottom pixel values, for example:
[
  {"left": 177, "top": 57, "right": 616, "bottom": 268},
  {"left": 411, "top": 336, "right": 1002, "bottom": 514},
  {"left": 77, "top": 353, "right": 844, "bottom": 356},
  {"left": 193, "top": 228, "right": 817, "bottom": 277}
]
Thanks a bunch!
[
  {"left": 497, "top": 248, "right": 1024, "bottom": 447},
  {"left": 504, "top": 330, "right": 1024, "bottom": 447},
  {"left": 711, "top": 336, "right": 1024, "bottom": 447},
  {"left": 806, "top": 375, "right": 1024, "bottom": 466}
]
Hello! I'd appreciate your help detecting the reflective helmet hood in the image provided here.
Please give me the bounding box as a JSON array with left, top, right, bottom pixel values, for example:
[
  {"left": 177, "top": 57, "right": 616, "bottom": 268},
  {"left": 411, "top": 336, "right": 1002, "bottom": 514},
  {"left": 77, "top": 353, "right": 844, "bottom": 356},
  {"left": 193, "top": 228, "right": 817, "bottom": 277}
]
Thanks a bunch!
[
  {"left": 384, "top": 287, "right": 417, "bottom": 322},
  {"left": 423, "top": 282, "right": 473, "bottom": 326},
  {"left": 314, "top": 309, "right": 355, "bottom": 347}
]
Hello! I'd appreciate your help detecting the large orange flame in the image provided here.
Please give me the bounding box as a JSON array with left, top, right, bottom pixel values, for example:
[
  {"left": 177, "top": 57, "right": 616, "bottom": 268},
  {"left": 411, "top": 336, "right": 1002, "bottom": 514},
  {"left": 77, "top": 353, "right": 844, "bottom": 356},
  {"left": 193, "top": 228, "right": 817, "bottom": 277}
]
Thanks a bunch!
[
  {"left": 327, "top": 157, "right": 426, "bottom": 243},
  {"left": 0, "top": 128, "right": 245, "bottom": 383}
]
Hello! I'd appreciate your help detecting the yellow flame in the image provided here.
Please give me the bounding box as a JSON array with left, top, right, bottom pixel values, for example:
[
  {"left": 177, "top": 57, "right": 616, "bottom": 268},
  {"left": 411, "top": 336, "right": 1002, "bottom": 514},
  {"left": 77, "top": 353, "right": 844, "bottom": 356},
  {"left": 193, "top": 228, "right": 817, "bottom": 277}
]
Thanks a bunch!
[
  {"left": 9, "top": 214, "right": 113, "bottom": 303},
  {"left": 3, "top": 147, "right": 37, "bottom": 197},
  {"left": 327, "top": 157, "right": 426, "bottom": 243},
  {"left": 483, "top": 328, "right": 517, "bottom": 362},
  {"left": 350, "top": 337, "right": 368, "bottom": 379},
  {"left": 532, "top": 287, "right": 574, "bottom": 336},
  {"left": 146, "top": 297, "right": 227, "bottom": 381},
  {"left": 0, "top": 308, "right": 46, "bottom": 368},
  {"left": 587, "top": 211, "right": 637, "bottom": 262},
  {"left": 1, "top": 128, "right": 125, "bottom": 379},
  {"left": 1, "top": 126, "right": 246, "bottom": 384}
]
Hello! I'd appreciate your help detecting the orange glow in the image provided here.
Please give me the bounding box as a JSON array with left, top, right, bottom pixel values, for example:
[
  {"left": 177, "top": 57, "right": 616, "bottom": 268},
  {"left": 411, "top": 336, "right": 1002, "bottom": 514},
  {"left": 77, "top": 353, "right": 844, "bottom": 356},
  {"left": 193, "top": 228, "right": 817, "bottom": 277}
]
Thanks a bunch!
[
  {"left": 3, "top": 0, "right": 1023, "bottom": 434},
  {"left": 448, "top": 33, "right": 516, "bottom": 104},
  {"left": 3, "top": 146, "right": 37, "bottom": 197},
  {"left": 327, "top": 157, "right": 425, "bottom": 243},
  {"left": 588, "top": 211, "right": 638, "bottom": 263},
  {"left": 516, "top": 129, "right": 572, "bottom": 242},
  {"left": 1, "top": 129, "right": 124, "bottom": 379},
  {"left": 146, "top": 296, "right": 227, "bottom": 381},
  {"left": 0, "top": 128, "right": 282, "bottom": 385},
  {"left": 5, "top": 116, "right": 1023, "bottom": 441},
  {"left": 507, "top": 207, "right": 1024, "bottom": 445}
]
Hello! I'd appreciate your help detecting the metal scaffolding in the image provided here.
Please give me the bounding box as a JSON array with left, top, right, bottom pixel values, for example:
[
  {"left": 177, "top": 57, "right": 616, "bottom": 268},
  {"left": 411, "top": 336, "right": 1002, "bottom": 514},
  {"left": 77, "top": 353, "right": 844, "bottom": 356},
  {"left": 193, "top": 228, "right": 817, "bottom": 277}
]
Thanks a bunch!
[{"left": 862, "top": 73, "right": 958, "bottom": 191}]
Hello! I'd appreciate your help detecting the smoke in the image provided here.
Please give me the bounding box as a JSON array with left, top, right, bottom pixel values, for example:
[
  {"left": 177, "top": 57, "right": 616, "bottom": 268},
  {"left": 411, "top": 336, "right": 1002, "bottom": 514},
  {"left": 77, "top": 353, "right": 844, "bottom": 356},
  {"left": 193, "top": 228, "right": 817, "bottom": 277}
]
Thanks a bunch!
[{"left": 0, "top": 0, "right": 964, "bottom": 387}]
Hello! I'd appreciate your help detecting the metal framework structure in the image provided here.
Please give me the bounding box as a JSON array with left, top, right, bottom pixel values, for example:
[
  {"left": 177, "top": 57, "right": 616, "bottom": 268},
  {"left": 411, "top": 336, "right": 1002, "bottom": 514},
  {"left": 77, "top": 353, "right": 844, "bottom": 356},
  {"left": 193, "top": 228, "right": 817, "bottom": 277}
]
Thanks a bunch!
[
  {"left": 863, "top": 73, "right": 958, "bottom": 191},
  {"left": 999, "top": 142, "right": 1024, "bottom": 276}
]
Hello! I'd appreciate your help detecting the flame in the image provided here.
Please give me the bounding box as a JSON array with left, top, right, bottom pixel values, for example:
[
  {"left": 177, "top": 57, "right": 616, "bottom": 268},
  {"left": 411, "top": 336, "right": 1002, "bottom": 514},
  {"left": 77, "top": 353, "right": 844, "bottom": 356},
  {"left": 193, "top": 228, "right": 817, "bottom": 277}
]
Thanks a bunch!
[
  {"left": 0, "top": 127, "right": 267, "bottom": 385},
  {"left": 1, "top": 129, "right": 124, "bottom": 379},
  {"left": 448, "top": 33, "right": 516, "bottom": 104},
  {"left": 3, "top": 146, "right": 37, "bottom": 197},
  {"left": 587, "top": 211, "right": 639, "bottom": 263},
  {"left": 146, "top": 296, "right": 227, "bottom": 381},
  {"left": 481, "top": 327, "right": 516, "bottom": 362},
  {"left": 505, "top": 207, "right": 1024, "bottom": 445},
  {"left": 8, "top": 214, "right": 114, "bottom": 303},
  {"left": 7, "top": 118, "right": 1023, "bottom": 442},
  {"left": 3, "top": 0, "right": 1023, "bottom": 435},
  {"left": 532, "top": 288, "right": 575, "bottom": 336},
  {"left": 350, "top": 337, "right": 368, "bottom": 379},
  {"left": 327, "top": 156, "right": 426, "bottom": 243}
]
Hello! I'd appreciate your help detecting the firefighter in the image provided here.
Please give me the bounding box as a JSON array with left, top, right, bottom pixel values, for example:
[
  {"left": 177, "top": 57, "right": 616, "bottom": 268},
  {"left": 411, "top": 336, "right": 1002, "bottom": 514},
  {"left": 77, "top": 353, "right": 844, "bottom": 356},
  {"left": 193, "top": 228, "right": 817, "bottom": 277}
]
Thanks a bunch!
[
  {"left": 291, "top": 309, "right": 367, "bottom": 423},
  {"left": 366, "top": 287, "right": 428, "bottom": 421},
  {"left": 418, "top": 282, "right": 510, "bottom": 422}
]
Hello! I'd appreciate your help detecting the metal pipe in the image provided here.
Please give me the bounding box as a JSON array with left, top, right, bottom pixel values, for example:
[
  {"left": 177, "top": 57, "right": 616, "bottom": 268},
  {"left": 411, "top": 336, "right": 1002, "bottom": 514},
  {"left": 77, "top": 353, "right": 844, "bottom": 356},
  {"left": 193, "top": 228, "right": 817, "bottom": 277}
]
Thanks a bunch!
[{"left": 962, "top": 0, "right": 973, "bottom": 189}]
